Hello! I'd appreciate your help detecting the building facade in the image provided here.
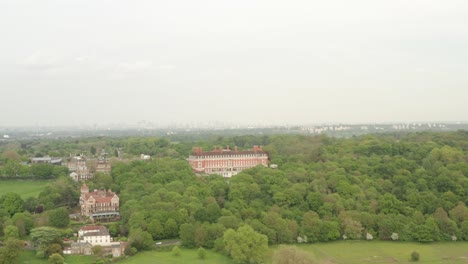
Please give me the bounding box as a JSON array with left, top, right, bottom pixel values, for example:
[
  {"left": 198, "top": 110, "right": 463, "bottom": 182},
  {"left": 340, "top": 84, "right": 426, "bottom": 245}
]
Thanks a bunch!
[
  {"left": 187, "top": 146, "right": 268, "bottom": 177},
  {"left": 95, "top": 159, "right": 112, "bottom": 174},
  {"left": 69, "top": 225, "right": 125, "bottom": 257},
  {"left": 66, "top": 155, "right": 91, "bottom": 181},
  {"left": 30, "top": 157, "right": 63, "bottom": 165},
  {"left": 80, "top": 183, "right": 120, "bottom": 220}
]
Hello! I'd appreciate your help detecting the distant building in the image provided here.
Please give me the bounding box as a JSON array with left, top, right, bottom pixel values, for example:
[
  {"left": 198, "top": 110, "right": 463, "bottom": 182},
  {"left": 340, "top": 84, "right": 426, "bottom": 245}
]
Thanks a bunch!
[
  {"left": 187, "top": 146, "right": 268, "bottom": 177},
  {"left": 30, "top": 157, "right": 62, "bottom": 165},
  {"left": 79, "top": 183, "right": 120, "bottom": 221},
  {"left": 66, "top": 155, "right": 91, "bottom": 181},
  {"left": 95, "top": 160, "right": 111, "bottom": 174}
]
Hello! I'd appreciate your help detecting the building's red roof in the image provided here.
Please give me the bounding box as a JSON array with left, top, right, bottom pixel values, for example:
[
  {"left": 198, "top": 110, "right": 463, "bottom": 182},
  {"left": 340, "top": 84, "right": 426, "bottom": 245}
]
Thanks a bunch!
[
  {"left": 83, "top": 190, "right": 118, "bottom": 204},
  {"left": 80, "top": 225, "right": 105, "bottom": 231}
]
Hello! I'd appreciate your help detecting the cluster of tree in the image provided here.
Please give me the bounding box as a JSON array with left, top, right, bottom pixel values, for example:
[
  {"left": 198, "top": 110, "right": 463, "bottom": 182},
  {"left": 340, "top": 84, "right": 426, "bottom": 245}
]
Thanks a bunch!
[
  {"left": 0, "top": 160, "right": 68, "bottom": 179},
  {"left": 0, "top": 178, "right": 78, "bottom": 263},
  {"left": 105, "top": 132, "right": 467, "bottom": 263}
]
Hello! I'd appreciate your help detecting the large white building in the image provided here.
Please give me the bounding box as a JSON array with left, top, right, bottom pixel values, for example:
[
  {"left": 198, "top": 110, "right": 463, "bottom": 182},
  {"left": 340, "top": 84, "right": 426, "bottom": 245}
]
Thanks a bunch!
[
  {"left": 187, "top": 146, "right": 268, "bottom": 177},
  {"left": 70, "top": 225, "right": 125, "bottom": 257},
  {"left": 78, "top": 225, "right": 112, "bottom": 246}
]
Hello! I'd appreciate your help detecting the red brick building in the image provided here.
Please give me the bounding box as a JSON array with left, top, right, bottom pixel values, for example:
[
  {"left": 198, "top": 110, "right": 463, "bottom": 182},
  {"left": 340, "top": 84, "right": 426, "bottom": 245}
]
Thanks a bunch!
[
  {"left": 80, "top": 183, "right": 120, "bottom": 221},
  {"left": 188, "top": 146, "right": 268, "bottom": 177}
]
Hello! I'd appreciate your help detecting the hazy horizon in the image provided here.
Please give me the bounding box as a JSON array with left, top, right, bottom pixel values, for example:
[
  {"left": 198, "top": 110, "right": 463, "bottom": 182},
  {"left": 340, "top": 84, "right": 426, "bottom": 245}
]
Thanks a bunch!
[{"left": 1, "top": 0, "right": 467, "bottom": 127}]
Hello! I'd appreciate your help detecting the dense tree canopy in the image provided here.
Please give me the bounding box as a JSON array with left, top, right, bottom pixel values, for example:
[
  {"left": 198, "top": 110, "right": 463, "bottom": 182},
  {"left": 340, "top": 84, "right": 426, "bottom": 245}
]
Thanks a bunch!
[{"left": 0, "top": 131, "right": 467, "bottom": 263}]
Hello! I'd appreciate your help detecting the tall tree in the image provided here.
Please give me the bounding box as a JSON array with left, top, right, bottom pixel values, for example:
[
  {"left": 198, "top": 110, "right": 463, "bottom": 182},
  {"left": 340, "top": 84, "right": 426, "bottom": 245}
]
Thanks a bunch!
[
  {"left": 223, "top": 225, "right": 268, "bottom": 264},
  {"left": 48, "top": 208, "right": 69, "bottom": 228},
  {"left": 0, "top": 192, "right": 24, "bottom": 216},
  {"left": 0, "top": 238, "right": 23, "bottom": 264}
]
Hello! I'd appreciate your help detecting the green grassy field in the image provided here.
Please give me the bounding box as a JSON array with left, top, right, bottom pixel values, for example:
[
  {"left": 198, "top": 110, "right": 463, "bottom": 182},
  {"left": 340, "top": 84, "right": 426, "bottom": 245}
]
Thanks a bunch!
[
  {"left": 19, "top": 250, "right": 95, "bottom": 264},
  {"left": 287, "top": 241, "right": 468, "bottom": 264},
  {"left": 0, "top": 179, "right": 50, "bottom": 198},
  {"left": 19, "top": 241, "right": 468, "bottom": 264},
  {"left": 120, "top": 249, "right": 236, "bottom": 264}
]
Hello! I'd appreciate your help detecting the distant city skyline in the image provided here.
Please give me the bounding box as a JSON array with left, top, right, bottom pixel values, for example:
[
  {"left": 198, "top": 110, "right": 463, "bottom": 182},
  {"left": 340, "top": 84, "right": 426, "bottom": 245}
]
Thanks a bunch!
[{"left": 1, "top": 0, "right": 467, "bottom": 127}]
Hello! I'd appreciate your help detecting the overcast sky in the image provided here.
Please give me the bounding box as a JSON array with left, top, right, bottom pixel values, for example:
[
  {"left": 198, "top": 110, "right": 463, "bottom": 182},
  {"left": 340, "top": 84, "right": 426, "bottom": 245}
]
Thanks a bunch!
[{"left": 0, "top": 0, "right": 467, "bottom": 127}]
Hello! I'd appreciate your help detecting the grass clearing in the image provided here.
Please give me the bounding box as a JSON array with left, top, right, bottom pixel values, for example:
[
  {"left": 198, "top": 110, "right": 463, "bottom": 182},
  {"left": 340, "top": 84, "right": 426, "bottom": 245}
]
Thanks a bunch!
[
  {"left": 281, "top": 241, "right": 468, "bottom": 264},
  {"left": 120, "top": 248, "right": 235, "bottom": 264},
  {"left": 19, "top": 250, "right": 95, "bottom": 264},
  {"left": 0, "top": 179, "right": 50, "bottom": 198},
  {"left": 20, "top": 242, "right": 468, "bottom": 264}
]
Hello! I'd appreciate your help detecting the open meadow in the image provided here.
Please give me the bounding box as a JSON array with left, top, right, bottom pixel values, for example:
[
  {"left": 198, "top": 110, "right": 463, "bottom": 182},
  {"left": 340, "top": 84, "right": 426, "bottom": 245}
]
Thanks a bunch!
[
  {"left": 18, "top": 241, "right": 468, "bottom": 264},
  {"left": 283, "top": 241, "right": 468, "bottom": 264},
  {"left": 19, "top": 250, "right": 94, "bottom": 264},
  {"left": 119, "top": 248, "right": 236, "bottom": 264},
  {"left": 0, "top": 179, "right": 50, "bottom": 198}
]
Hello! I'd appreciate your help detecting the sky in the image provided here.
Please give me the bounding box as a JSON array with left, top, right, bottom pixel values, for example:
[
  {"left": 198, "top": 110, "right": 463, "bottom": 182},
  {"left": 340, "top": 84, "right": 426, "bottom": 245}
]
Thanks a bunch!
[{"left": 0, "top": 0, "right": 467, "bottom": 127}]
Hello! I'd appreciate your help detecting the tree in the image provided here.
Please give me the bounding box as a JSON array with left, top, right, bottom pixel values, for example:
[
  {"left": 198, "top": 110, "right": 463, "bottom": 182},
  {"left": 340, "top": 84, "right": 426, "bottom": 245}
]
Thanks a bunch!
[
  {"left": 410, "top": 251, "right": 420, "bottom": 262},
  {"left": 179, "top": 223, "right": 196, "bottom": 248},
  {"left": 272, "top": 245, "right": 316, "bottom": 264},
  {"left": 128, "top": 228, "right": 153, "bottom": 250},
  {"left": 147, "top": 219, "right": 164, "bottom": 240},
  {"left": 48, "top": 253, "right": 64, "bottom": 264},
  {"left": 197, "top": 247, "right": 207, "bottom": 259},
  {"left": 300, "top": 211, "right": 322, "bottom": 243},
  {"left": 172, "top": 246, "right": 181, "bottom": 256},
  {"left": 1, "top": 149, "right": 21, "bottom": 161},
  {"left": 223, "top": 225, "right": 268, "bottom": 264},
  {"left": 90, "top": 146, "right": 97, "bottom": 155},
  {"left": 45, "top": 244, "right": 62, "bottom": 258},
  {"left": 92, "top": 245, "right": 104, "bottom": 258},
  {"left": 23, "top": 197, "right": 39, "bottom": 213},
  {"left": 0, "top": 192, "right": 24, "bottom": 216},
  {"left": 0, "top": 238, "right": 23, "bottom": 264},
  {"left": 30, "top": 227, "right": 63, "bottom": 250},
  {"left": 12, "top": 212, "right": 34, "bottom": 238},
  {"left": 48, "top": 208, "right": 69, "bottom": 228},
  {"left": 164, "top": 218, "right": 178, "bottom": 238},
  {"left": 92, "top": 173, "right": 113, "bottom": 189},
  {"left": 38, "top": 179, "right": 79, "bottom": 209},
  {"left": 4, "top": 225, "right": 20, "bottom": 240},
  {"left": 30, "top": 164, "right": 55, "bottom": 179}
]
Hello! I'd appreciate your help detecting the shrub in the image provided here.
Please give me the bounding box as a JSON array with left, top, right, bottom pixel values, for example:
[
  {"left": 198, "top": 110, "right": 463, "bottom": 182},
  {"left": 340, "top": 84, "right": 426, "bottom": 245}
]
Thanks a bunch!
[
  {"left": 411, "top": 251, "right": 420, "bottom": 261},
  {"left": 172, "top": 246, "right": 181, "bottom": 256},
  {"left": 197, "top": 247, "right": 207, "bottom": 259}
]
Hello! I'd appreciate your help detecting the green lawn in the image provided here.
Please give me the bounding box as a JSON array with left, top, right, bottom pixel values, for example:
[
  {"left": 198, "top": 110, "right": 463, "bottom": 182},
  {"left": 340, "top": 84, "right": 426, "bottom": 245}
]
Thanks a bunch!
[
  {"left": 0, "top": 179, "right": 50, "bottom": 198},
  {"left": 120, "top": 249, "right": 236, "bottom": 264},
  {"left": 284, "top": 241, "right": 468, "bottom": 264},
  {"left": 19, "top": 250, "right": 95, "bottom": 264},
  {"left": 19, "top": 242, "right": 468, "bottom": 264}
]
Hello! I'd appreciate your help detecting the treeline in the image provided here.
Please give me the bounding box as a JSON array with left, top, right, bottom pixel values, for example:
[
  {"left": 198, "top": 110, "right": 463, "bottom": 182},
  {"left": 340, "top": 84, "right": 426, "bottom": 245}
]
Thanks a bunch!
[{"left": 0, "top": 162, "right": 68, "bottom": 179}]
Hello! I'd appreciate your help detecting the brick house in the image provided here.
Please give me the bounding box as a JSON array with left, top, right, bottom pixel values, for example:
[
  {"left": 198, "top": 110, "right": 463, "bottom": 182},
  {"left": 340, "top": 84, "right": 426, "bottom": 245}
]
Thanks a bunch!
[
  {"left": 79, "top": 183, "right": 120, "bottom": 221},
  {"left": 187, "top": 145, "right": 268, "bottom": 177}
]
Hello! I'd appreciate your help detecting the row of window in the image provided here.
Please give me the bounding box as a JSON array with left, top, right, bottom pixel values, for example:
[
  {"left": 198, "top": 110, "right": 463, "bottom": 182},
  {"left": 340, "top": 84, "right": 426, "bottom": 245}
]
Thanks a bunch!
[{"left": 192, "top": 154, "right": 267, "bottom": 159}]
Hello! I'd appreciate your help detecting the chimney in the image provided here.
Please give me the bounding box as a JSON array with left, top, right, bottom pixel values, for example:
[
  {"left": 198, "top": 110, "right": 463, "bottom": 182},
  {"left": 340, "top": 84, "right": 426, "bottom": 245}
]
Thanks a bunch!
[
  {"left": 253, "top": 145, "right": 259, "bottom": 152},
  {"left": 226, "top": 145, "right": 230, "bottom": 151},
  {"left": 192, "top": 147, "right": 203, "bottom": 155},
  {"left": 234, "top": 146, "right": 238, "bottom": 152}
]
